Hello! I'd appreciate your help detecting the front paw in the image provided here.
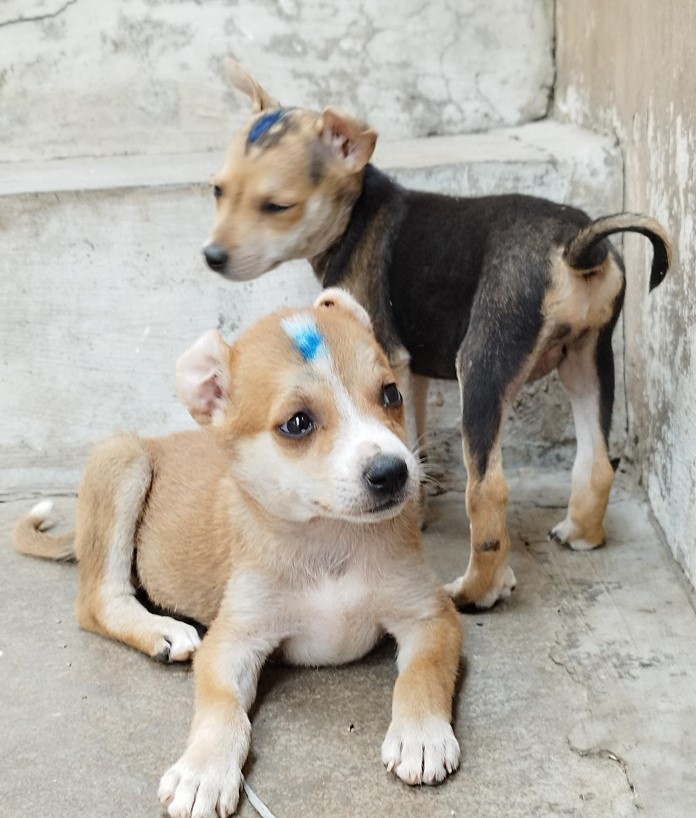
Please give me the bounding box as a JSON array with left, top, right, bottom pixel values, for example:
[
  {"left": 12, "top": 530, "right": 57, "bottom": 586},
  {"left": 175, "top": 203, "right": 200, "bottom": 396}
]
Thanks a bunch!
[
  {"left": 158, "top": 755, "right": 242, "bottom": 818},
  {"left": 381, "top": 717, "right": 460, "bottom": 785},
  {"left": 445, "top": 564, "right": 517, "bottom": 610}
]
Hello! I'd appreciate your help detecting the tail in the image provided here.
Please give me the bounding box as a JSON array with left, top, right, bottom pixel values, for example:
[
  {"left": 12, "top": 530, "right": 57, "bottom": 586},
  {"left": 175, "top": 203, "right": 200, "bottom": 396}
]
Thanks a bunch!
[
  {"left": 564, "top": 213, "right": 672, "bottom": 291},
  {"left": 13, "top": 500, "right": 76, "bottom": 561}
]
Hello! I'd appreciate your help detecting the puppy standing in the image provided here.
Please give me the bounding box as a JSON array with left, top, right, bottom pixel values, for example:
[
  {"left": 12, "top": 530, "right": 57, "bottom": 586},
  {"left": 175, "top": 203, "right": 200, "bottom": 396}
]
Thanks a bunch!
[
  {"left": 202, "top": 60, "right": 672, "bottom": 610},
  {"left": 15, "top": 290, "right": 463, "bottom": 818}
]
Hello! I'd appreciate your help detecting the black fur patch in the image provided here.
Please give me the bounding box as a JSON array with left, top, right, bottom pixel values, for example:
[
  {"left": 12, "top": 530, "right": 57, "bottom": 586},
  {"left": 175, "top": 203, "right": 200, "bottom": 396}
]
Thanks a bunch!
[
  {"left": 476, "top": 539, "right": 501, "bottom": 553},
  {"left": 311, "top": 165, "right": 635, "bottom": 477},
  {"left": 308, "top": 141, "right": 325, "bottom": 186},
  {"left": 595, "top": 258, "right": 625, "bottom": 445}
]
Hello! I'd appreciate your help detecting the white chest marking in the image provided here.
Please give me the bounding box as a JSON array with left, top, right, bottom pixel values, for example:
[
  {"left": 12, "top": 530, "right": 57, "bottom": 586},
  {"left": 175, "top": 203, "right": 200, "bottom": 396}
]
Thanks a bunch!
[{"left": 281, "top": 573, "right": 382, "bottom": 666}]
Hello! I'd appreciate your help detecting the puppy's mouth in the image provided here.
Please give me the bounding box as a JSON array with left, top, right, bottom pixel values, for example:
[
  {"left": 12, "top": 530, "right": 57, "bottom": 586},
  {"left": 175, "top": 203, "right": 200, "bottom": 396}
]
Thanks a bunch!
[
  {"left": 367, "top": 494, "right": 405, "bottom": 515},
  {"left": 310, "top": 492, "right": 409, "bottom": 524},
  {"left": 354, "top": 492, "right": 411, "bottom": 522}
]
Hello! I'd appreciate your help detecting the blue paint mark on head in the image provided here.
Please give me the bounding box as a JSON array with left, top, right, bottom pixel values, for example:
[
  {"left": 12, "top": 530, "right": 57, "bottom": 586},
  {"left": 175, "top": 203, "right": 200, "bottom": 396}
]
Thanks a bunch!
[
  {"left": 248, "top": 109, "right": 287, "bottom": 144},
  {"left": 282, "top": 315, "right": 326, "bottom": 362}
]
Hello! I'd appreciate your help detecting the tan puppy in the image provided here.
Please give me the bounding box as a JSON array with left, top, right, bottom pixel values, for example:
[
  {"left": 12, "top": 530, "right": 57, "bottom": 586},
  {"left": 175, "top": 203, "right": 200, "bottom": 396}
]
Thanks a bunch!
[{"left": 15, "top": 289, "right": 463, "bottom": 818}]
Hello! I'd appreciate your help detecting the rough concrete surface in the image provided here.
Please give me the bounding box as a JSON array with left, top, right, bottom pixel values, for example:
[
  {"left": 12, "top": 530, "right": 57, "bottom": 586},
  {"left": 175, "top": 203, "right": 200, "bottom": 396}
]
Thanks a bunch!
[
  {"left": 0, "top": 0, "right": 553, "bottom": 161},
  {"left": 2, "top": 467, "right": 695, "bottom": 818},
  {"left": 0, "top": 122, "right": 624, "bottom": 495},
  {"left": 555, "top": 0, "right": 696, "bottom": 587}
]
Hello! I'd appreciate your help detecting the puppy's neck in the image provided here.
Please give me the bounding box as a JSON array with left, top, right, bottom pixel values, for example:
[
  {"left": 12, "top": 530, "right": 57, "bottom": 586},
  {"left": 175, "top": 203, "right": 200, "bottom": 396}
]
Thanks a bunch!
[
  {"left": 228, "top": 484, "right": 417, "bottom": 582},
  {"left": 310, "top": 164, "right": 404, "bottom": 287}
]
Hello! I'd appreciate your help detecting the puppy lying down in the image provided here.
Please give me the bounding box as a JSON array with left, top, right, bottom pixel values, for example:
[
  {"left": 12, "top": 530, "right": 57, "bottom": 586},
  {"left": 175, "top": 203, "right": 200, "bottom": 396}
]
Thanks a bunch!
[{"left": 15, "top": 289, "right": 463, "bottom": 818}]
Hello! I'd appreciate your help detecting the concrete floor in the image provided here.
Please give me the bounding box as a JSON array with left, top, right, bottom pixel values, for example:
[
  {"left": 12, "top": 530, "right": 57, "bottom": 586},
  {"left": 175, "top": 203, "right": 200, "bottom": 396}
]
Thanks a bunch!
[{"left": 2, "top": 466, "right": 695, "bottom": 818}]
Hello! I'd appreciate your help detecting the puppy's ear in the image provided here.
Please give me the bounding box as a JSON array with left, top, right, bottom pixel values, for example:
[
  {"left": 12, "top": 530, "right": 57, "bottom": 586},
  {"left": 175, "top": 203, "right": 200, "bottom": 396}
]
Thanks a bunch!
[
  {"left": 316, "top": 108, "right": 378, "bottom": 172},
  {"left": 224, "top": 58, "right": 280, "bottom": 114},
  {"left": 314, "top": 288, "right": 372, "bottom": 331},
  {"left": 176, "top": 331, "right": 232, "bottom": 426}
]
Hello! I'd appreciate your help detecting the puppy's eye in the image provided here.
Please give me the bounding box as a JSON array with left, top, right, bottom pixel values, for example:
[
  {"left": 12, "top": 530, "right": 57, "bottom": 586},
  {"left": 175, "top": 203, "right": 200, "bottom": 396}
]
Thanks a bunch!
[
  {"left": 213, "top": 185, "right": 223, "bottom": 199},
  {"left": 260, "top": 202, "right": 295, "bottom": 214},
  {"left": 382, "top": 383, "right": 403, "bottom": 408},
  {"left": 278, "top": 411, "right": 316, "bottom": 438}
]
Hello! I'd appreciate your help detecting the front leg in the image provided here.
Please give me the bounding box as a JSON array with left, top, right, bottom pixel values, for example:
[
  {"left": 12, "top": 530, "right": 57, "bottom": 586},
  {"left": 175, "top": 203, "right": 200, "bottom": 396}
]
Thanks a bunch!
[
  {"left": 381, "top": 594, "right": 463, "bottom": 785},
  {"left": 158, "top": 612, "right": 278, "bottom": 818}
]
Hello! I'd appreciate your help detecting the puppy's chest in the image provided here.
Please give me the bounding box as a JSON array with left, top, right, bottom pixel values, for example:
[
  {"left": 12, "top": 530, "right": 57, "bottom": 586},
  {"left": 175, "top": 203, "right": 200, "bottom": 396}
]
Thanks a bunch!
[{"left": 281, "top": 573, "right": 382, "bottom": 666}]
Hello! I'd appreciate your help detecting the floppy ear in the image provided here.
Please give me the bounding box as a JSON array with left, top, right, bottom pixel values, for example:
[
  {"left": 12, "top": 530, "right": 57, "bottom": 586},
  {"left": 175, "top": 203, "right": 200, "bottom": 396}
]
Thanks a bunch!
[
  {"left": 224, "top": 58, "right": 280, "bottom": 114},
  {"left": 176, "top": 331, "right": 232, "bottom": 426},
  {"left": 314, "top": 288, "right": 372, "bottom": 331},
  {"left": 316, "top": 107, "right": 378, "bottom": 172}
]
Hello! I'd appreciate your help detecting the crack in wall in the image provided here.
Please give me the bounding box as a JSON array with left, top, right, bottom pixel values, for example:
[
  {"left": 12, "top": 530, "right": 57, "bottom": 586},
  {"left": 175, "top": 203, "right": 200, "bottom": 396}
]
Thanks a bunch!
[
  {"left": 0, "top": 0, "right": 78, "bottom": 29},
  {"left": 547, "top": 0, "right": 558, "bottom": 116}
]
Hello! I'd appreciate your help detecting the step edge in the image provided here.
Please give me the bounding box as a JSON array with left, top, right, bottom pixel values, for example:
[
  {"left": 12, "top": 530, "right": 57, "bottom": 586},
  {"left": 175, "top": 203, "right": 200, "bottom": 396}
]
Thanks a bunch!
[{"left": 0, "top": 120, "right": 621, "bottom": 198}]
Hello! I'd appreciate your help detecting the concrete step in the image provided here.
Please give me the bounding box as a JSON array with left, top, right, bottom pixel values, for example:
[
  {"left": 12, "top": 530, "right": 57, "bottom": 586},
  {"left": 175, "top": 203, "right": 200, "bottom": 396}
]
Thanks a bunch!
[
  {"left": 0, "top": 121, "right": 623, "bottom": 494},
  {"left": 0, "top": 0, "right": 553, "bottom": 162}
]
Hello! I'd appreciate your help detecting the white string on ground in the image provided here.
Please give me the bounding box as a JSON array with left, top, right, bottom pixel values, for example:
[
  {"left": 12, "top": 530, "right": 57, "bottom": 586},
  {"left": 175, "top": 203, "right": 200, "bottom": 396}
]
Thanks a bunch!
[{"left": 242, "top": 776, "right": 278, "bottom": 818}]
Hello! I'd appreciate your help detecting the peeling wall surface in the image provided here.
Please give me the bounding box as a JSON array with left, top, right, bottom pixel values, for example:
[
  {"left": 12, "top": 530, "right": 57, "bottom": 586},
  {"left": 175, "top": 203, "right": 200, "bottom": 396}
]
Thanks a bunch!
[
  {"left": 0, "top": 0, "right": 553, "bottom": 161},
  {"left": 0, "top": 126, "right": 624, "bottom": 494},
  {"left": 555, "top": 1, "right": 696, "bottom": 584}
]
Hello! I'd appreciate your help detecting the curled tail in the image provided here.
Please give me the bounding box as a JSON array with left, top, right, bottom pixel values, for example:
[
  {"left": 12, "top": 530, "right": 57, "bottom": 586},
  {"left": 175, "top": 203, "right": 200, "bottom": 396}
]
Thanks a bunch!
[
  {"left": 14, "top": 500, "right": 76, "bottom": 561},
  {"left": 564, "top": 213, "right": 672, "bottom": 291}
]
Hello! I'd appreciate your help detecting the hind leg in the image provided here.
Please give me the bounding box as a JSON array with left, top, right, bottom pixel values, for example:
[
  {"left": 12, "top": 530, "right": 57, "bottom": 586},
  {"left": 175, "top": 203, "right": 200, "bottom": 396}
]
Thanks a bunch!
[
  {"left": 551, "top": 328, "right": 616, "bottom": 550},
  {"left": 445, "top": 352, "right": 518, "bottom": 609},
  {"left": 75, "top": 435, "right": 201, "bottom": 661}
]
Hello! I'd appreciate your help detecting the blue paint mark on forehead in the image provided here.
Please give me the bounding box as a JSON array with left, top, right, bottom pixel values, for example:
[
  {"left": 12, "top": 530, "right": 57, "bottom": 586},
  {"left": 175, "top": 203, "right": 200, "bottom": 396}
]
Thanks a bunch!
[
  {"left": 282, "top": 315, "right": 326, "bottom": 362},
  {"left": 248, "top": 109, "right": 288, "bottom": 144}
]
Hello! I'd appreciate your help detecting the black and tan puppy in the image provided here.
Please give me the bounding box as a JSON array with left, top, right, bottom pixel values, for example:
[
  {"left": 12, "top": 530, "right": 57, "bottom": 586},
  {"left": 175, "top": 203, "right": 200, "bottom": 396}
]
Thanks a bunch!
[{"left": 203, "top": 60, "right": 672, "bottom": 610}]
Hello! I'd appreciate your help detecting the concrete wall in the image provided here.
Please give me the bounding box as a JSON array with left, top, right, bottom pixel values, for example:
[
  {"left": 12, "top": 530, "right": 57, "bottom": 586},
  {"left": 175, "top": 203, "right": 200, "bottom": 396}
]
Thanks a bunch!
[
  {"left": 555, "top": 1, "right": 696, "bottom": 584},
  {"left": 0, "top": 125, "right": 623, "bottom": 495},
  {"left": 0, "top": 0, "right": 553, "bottom": 161}
]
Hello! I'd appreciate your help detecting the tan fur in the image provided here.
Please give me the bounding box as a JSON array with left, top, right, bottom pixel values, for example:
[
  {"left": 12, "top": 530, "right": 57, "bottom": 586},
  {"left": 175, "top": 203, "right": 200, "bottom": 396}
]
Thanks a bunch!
[
  {"left": 207, "top": 107, "right": 373, "bottom": 282},
  {"left": 13, "top": 503, "right": 75, "bottom": 561},
  {"left": 564, "top": 213, "right": 673, "bottom": 272},
  {"left": 15, "top": 291, "right": 463, "bottom": 817},
  {"left": 223, "top": 59, "right": 279, "bottom": 114},
  {"left": 390, "top": 592, "right": 463, "bottom": 721},
  {"left": 546, "top": 249, "right": 624, "bottom": 333},
  {"left": 565, "top": 452, "right": 614, "bottom": 544},
  {"left": 446, "top": 437, "right": 514, "bottom": 607}
]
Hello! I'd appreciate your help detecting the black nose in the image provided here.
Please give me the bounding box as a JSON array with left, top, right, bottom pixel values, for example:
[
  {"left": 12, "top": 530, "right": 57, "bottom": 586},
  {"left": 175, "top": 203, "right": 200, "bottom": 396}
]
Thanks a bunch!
[
  {"left": 363, "top": 454, "right": 409, "bottom": 496},
  {"left": 204, "top": 244, "right": 229, "bottom": 272}
]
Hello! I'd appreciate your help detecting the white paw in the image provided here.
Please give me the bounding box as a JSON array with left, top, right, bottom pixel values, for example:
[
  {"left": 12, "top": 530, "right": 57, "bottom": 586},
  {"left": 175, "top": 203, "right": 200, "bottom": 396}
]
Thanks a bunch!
[
  {"left": 153, "top": 618, "right": 201, "bottom": 662},
  {"left": 445, "top": 565, "right": 517, "bottom": 609},
  {"left": 476, "top": 565, "right": 517, "bottom": 609},
  {"left": 158, "top": 756, "right": 242, "bottom": 818},
  {"left": 550, "top": 519, "right": 603, "bottom": 551},
  {"left": 381, "top": 717, "right": 460, "bottom": 785}
]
